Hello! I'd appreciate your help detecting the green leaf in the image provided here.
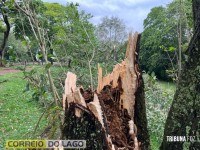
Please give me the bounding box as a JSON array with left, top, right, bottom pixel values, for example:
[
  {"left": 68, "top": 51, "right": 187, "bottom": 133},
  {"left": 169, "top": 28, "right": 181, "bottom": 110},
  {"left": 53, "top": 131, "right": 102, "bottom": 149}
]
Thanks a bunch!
[
  {"left": 169, "top": 46, "right": 176, "bottom": 52},
  {"left": 36, "top": 54, "right": 43, "bottom": 60},
  {"left": 45, "top": 63, "right": 52, "bottom": 70}
]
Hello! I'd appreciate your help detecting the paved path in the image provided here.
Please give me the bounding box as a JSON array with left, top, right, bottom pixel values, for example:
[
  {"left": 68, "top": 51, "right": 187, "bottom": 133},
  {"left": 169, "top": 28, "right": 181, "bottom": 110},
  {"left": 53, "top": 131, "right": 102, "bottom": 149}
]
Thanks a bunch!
[{"left": 0, "top": 68, "right": 21, "bottom": 75}]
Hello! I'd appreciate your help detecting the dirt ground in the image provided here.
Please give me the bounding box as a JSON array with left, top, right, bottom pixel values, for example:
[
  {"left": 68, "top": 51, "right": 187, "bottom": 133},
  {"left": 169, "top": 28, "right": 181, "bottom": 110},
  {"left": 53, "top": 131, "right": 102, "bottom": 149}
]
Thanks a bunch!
[{"left": 0, "top": 68, "right": 21, "bottom": 75}]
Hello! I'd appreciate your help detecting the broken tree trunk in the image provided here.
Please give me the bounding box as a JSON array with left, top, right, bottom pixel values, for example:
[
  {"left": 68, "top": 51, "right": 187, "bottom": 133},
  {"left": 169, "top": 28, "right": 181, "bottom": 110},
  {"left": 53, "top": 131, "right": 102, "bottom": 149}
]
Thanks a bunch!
[{"left": 62, "top": 33, "right": 150, "bottom": 150}]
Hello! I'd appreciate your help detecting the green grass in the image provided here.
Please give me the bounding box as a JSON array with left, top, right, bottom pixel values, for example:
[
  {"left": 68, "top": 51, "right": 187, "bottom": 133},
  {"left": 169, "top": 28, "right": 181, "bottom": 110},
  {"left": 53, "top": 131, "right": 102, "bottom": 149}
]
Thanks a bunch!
[
  {"left": 150, "top": 134, "right": 161, "bottom": 150},
  {"left": 156, "top": 80, "right": 176, "bottom": 94},
  {"left": 0, "top": 72, "right": 47, "bottom": 149}
]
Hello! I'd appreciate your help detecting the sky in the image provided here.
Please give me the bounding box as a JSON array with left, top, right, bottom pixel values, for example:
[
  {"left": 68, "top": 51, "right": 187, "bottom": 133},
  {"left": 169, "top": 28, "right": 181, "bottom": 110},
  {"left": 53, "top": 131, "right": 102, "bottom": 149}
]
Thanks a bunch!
[{"left": 43, "top": 0, "right": 173, "bottom": 32}]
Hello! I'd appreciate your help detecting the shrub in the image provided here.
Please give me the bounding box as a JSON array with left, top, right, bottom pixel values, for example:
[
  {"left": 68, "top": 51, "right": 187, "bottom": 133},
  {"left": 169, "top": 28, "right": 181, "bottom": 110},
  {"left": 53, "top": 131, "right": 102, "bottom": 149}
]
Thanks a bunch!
[{"left": 143, "top": 73, "right": 174, "bottom": 149}]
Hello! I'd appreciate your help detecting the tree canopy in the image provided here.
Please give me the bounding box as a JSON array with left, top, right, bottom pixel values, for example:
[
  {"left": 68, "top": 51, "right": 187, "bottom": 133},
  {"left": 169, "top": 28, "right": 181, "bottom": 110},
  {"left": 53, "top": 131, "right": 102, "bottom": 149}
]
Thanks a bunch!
[{"left": 140, "top": 0, "right": 192, "bottom": 80}]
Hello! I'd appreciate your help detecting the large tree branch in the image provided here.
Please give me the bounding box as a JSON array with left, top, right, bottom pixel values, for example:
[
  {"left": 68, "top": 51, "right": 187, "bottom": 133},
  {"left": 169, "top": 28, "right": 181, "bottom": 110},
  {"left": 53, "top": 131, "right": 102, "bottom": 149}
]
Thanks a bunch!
[{"left": 14, "top": 0, "right": 30, "bottom": 17}]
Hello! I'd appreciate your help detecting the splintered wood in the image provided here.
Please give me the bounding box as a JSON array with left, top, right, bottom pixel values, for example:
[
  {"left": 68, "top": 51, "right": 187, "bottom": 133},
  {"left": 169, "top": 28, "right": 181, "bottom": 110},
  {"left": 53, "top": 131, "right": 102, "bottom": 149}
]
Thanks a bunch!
[
  {"left": 97, "top": 32, "right": 139, "bottom": 119},
  {"left": 62, "top": 33, "right": 141, "bottom": 150},
  {"left": 62, "top": 72, "right": 86, "bottom": 117}
]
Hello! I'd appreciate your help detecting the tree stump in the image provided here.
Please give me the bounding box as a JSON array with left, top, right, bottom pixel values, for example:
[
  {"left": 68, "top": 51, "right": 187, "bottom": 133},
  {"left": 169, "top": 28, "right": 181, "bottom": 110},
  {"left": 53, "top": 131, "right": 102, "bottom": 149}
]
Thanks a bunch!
[{"left": 62, "top": 33, "right": 150, "bottom": 150}]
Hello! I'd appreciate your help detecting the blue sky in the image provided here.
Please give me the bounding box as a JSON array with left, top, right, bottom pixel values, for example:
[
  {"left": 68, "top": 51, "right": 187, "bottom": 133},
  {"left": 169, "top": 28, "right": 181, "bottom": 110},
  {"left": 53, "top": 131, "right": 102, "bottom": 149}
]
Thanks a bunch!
[{"left": 43, "top": 0, "right": 172, "bottom": 32}]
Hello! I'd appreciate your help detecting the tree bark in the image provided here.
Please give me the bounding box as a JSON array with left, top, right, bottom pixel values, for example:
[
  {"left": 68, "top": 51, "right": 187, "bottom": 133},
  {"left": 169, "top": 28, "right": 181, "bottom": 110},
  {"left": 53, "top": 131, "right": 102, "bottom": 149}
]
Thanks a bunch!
[
  {"left": 160, "top": 0, "right": 200, "bottom": 149},
  {"left": 177, "top": 0, "right": 182, "bottom": 79},
  {"left": 0, "top": 6, "right": 10, "bottom": 67},
  {"left": 62, "top": 33, "right": 150, "bottom": 150}
]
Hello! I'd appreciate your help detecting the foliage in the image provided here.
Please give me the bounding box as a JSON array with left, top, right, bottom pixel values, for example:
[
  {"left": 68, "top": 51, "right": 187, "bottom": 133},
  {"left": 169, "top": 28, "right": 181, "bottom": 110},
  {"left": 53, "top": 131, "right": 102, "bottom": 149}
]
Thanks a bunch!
[
  {"left": 5, "top": 33, "right": 31, "bottom": 63},
  {"left": 14, "top": 1, "right": 98, "bottom": 88},
  {"left": 23, "top": 66, "right": 53, "bottom": 107},
  {"left": 14, "top": 0, "right": 47, "bottom": 40},
  {"left": 143, "top": 73, "right": 175, "bottom": 149},
  {"left": 140, "top": 0, "right": 193, "bottom": 80},
  {"left": 22, "top": 65, "right": 66, "bottom": 138},
  {"left": 9, "top": 1, "right": 129, "bottom": 90},
  {"left": 95, "top": 16, "right": 128, "bottom": 63}
]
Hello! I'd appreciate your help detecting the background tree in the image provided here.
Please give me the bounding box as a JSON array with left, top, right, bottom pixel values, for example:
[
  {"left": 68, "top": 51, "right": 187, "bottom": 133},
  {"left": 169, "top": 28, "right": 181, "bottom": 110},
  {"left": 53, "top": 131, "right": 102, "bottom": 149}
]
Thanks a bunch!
[
  {"left": 13, "top": 1, "right": 97, "bottom": 87},
  {"left": 140, "top": 0, "right": 192, "bottom": 81},
  {"left": 47, "top": 2, "right": 98, "bottom": 87},
  {"left": 160, "top": 0, "right": 200, "bottom": 149},
  {"left": 0, "top": 0, "right": 11, "bottom": 66},
  {"left": 140, "top": 6, "right": 170, "bottom": 80},
  {"left": 4, "top": 33, "right": 29, "bottom": 63},
  {"left": 14, "top": 0, "right": 47, "bottom": 64},
  {"left": 167, "top": 0, "right": 193, "bottom": 78},
  {"left": 96, "top": 16, "right": 128, "bottom": 64},
  {"left": 14, "top": 0, "right": 61, "bottom": 105}
]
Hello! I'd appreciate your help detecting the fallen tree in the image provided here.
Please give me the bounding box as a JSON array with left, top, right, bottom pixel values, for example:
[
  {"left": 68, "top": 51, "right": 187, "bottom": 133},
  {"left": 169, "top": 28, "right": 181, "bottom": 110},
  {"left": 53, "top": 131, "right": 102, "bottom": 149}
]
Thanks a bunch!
[{"left": 62, "top": 33, "right": 150, "bottom": 150}]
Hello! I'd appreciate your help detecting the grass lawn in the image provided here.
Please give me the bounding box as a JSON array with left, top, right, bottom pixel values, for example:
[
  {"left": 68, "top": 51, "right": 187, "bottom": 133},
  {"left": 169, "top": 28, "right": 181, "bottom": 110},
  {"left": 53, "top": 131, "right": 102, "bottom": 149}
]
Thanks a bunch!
[
  {"left": 0, "top": 72, "right": 47, "bottom": 149},
  {"left": 157, "top": 80, "right": 176, "bottom": 94}
]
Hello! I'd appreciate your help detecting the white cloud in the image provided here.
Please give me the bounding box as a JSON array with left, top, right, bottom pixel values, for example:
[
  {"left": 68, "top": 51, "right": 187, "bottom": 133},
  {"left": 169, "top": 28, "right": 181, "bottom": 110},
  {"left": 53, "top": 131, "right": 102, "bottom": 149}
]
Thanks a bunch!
[
  {"left": 125, "top": 0, "right": 156, "bottom": 4},
  {"left": 102, "top": 1, "right": 120, "bottom": 11},
  {"left": 43, "top": 0, "right": 172, "bottom": 32}
]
